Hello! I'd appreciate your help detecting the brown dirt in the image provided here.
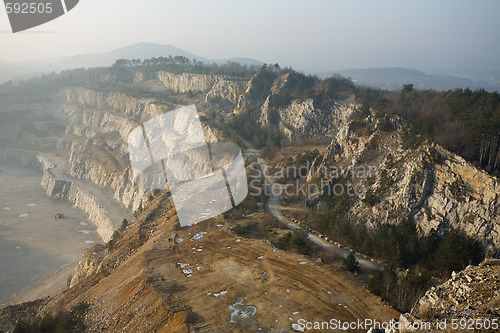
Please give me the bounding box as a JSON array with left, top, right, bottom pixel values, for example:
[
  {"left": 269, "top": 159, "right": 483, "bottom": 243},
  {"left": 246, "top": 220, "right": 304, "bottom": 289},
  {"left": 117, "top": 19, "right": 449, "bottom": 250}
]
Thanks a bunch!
[{"left": 36, "top": 210, "right": 397, "bottom": 332}]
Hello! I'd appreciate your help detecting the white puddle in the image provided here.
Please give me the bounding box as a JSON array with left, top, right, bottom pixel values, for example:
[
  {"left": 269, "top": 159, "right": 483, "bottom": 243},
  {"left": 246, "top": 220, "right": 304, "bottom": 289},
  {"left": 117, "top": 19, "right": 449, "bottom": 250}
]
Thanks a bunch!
[
  {"left": 175, "top": 238, "right": 184, "bottom": 243},
  {"left": 228, "top": 301, "right": 257, "bottom": 323},
  {"left": 78, "top": 230, "right": 91, "bottom": 234},
  {"left": 80, "top": 221, "right": 88, "bottom": 226},
  {"left": 26, "top": 203, "right": 36, "bottom": 207},
  {"left": 85, "top": 240, "right": 95, "bottom": 244},
  {"left": 214, "top": 290, "right": 227, "bottom": 297},
  {"left": 190, "top": 232, "right": 206, "bottom": 240},
  {"left": 3, "top": 207, "right": 11, "bottom": 210},
  {"left": 18, "top": 213, "right": 29, "bottom": 218},
  {"left": 15, "top": 246, "right": 22, "bottom": 250},
  {"left": 60, "top": 263, "right": 70, "bottom": 268},
  {"left": 292, "top": 323, "right": 305, "bottom": 332}
]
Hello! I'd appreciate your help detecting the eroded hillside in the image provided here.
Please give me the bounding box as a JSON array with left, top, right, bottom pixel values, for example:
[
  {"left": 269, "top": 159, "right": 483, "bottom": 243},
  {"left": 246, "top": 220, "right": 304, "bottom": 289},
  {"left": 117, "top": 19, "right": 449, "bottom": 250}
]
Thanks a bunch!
[{"left": 0, "top": 191, "right": 398, "bottom": 332}]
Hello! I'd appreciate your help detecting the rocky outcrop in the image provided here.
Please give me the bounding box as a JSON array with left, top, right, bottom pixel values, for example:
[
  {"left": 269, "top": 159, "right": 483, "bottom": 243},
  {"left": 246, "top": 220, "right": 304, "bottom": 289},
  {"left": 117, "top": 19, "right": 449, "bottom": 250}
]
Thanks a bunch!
[
  {"left": 157, "top": 72, "right": 221, "bottom": 93},
  {"left": 0, "top": 147, "right": 121, "bottom": 242},
  {"left": 236, "top": 71, "right": 356, "bottom": 140},
  {"left": 313, "top": 113, "right": 500, "bottom": 254},
  {"left": 277, "top": 99, "right": 354, "bottom": 140},
  {"left": 41, "top": 168, "right": 116, "bottom": 242},
  {"left": 414, "top": 146, "right": 500, "bottom": 251},
  {"left": 387, "top": 260, "right": 500, "bottom": 332},
  {"left": 204, "top": 79, "right": 247, "bottom": 106},
  {"left": 67, "top": 245, "right": 107, "bottom": 288},
  {"left": 158, "top": 72, "right": 247, "bottom": 106},
  {"left": 414, "top": 260, "right": 500, "bottom": 319}
]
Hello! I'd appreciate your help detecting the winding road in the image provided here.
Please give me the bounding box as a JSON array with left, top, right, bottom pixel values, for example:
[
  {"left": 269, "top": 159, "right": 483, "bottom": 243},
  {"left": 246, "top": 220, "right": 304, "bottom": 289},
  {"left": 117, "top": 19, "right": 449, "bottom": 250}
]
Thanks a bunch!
[{"left": 239, "top": 137, "right": 379, "bottom": 271}]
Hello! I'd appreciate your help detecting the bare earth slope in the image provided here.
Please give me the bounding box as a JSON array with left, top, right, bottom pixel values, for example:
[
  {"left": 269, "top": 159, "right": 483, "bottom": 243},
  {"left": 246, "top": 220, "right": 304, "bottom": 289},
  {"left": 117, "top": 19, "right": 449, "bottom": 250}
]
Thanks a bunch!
[{"left": 1, "top": 194, "right": 399, "bottom": 332}]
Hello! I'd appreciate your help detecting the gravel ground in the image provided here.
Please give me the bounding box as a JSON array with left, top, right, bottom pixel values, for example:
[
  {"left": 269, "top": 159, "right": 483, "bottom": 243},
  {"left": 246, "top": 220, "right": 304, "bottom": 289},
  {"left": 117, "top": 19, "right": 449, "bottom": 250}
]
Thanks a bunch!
[{"left": 0, "top": 164, "right": 99, "bottom": 306}]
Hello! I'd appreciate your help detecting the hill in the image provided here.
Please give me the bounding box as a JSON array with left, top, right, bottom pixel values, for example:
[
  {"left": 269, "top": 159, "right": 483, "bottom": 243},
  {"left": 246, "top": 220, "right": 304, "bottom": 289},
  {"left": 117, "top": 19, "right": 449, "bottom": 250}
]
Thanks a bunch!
[{"left": 318, "top": 67, "right": 500, "bottom": 92}]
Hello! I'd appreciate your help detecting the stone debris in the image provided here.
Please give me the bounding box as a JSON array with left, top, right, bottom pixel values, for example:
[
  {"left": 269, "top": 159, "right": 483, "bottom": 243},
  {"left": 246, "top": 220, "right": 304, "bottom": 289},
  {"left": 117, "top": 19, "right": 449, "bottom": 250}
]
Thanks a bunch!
[{"left": 392, "top": 260, "right": 500, "bottom": 332}]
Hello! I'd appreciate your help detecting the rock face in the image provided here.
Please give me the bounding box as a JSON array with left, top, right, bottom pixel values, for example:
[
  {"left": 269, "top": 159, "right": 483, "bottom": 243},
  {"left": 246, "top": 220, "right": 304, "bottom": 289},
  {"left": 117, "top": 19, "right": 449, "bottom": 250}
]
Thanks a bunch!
[
  {"left": 388, "top": 260, "right": 500, "bottom": 332},
  {"left": 41, "top": 167, "right": 116, "bottom": 242},
  {"left": 0, "top": 148, "right": 124, "bottom": 242},
  {"left": 312, "top": 112, "right": 500, "bottom": 254},
  {"left": 235, "top": 71, "right": 356, "bottom": 140},
  {"left": 157, "top": 72, "right": 247, "bottom": 106},
  {"left": 67, "top": 245, "right": 106, "bottom": 288},
  {"left": 414, "top": 260, "right": 500, "bottom": 319},
  {"left": 55, "top": 87, "right": 159, "bottom": 212}
]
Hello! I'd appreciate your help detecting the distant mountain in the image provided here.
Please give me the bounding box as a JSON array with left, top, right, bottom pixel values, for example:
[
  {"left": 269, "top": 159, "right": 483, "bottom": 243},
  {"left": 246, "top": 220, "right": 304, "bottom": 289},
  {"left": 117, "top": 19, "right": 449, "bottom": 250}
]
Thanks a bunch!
[
  {"left": 111, "top": 43, "right": 207, "bottom": 62},
  {"left": 210, "top": 57, "right": 264, "bottom": 66},
  {"left": 318, "top": 67, "right": 500, "bottom": 92},
  {"left": 0, "top": 43, "right": 263, "bottom": 83}
]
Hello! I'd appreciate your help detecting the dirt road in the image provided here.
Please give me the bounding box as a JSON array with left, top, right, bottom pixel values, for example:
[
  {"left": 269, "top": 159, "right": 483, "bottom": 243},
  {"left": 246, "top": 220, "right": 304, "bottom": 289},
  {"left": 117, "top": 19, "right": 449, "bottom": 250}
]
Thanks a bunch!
[{"left": 239, "top": 138, "right": 379, "bottom": 271}]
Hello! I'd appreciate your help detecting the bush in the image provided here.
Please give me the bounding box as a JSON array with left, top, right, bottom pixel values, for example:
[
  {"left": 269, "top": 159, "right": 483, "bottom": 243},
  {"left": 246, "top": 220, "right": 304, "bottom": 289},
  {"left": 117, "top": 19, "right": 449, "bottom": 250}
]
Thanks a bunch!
[
  {"left": 13, "top": 303, "right": 90, "bottom": 332},
  {"left": 276, "top": 228, "right": 309, "bottom": 254},
  {"left": 120, "top": 219, "right": 128, "bottom": 232},
  {"left": 362, "top": 188, "right": 379, "bottom": 206},
  {"left": 343, "top": 252, "right": 360, "bottom": 273},
  {"left": 13, "top": 309, "right": 83, "bottom": 333},
  {"left": 107, "top": 230, "right": 121, "bottom": 251}
]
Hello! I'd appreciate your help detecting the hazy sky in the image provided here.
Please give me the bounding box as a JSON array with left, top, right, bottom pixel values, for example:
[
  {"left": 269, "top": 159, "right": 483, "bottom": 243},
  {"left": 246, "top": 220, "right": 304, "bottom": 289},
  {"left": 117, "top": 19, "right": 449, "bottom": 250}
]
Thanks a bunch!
[{"left": 1, "top": 0, "right": 499, "bottom": 73}]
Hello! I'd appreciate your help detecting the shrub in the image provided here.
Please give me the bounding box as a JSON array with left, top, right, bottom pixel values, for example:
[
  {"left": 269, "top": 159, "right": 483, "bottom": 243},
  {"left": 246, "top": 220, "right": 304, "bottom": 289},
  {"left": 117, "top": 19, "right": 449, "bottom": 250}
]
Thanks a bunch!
[
  {"left": 362, "top": 188, "right": 379, "bottom": 206},
  {"left": 343, "top": 252, "right": 360, "bottom": 273},
  {"left": 276, "top": 228, "right": 309, "bottom": 254}
]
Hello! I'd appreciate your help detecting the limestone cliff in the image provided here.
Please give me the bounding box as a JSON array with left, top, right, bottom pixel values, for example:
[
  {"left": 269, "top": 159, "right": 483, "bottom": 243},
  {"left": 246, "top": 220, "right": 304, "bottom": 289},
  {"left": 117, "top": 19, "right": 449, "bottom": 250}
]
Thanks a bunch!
[
  {"left": 312, "top": 112, "right": 500, "bottom": 255},
  {"left": 235, "top": 71, "right": 356, "bottom": 140},
  {"left": 157, "top": 72, "right": 247, "bottom": 106}
]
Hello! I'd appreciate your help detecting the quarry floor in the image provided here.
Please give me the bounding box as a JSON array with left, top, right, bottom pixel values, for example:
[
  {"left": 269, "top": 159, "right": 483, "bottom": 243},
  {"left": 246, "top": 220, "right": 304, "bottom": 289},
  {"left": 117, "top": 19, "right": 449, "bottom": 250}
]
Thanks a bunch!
[{"left": 0, "top": 163, "right": 100, "bottom": 307}]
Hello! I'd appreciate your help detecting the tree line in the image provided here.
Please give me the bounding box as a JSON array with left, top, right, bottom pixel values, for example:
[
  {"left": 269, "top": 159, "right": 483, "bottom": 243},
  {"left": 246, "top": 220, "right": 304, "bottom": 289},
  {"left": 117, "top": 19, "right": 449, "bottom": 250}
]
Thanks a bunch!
[{"left": 360, "top": 85, "right": 500, "bottom": 175}]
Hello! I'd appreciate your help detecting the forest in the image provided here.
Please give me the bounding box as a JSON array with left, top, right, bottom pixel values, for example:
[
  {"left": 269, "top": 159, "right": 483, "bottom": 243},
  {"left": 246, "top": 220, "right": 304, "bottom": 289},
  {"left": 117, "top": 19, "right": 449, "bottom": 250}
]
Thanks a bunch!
[{"left": 358, "top": 84, "right": 500, "bottom": 175}]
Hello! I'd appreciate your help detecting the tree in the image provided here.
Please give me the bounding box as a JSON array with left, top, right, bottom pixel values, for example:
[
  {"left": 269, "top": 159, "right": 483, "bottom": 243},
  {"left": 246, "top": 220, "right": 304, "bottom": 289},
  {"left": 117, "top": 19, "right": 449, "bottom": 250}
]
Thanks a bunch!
[
  {"left": 433, "top": 230, "right": 483, "bottom": 275},
  {"left": 368, "top": 265, "right": 397, "bottom": 302},
  {"left": 276, "top": 228, "right": 309, "bottom": 254},
  {"left": 344, "top": 252, "right": 360, "bottom": 273},
  {"left": 401, "top": 84, "right": 414, "bottom": 93},
  {"left": 120, "top": 219, "right": 128, "bottom": 232}
]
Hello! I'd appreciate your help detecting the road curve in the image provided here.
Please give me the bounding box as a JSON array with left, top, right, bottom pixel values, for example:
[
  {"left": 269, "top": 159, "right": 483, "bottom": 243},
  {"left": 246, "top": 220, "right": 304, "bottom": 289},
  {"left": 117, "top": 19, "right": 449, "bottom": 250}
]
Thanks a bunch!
[{"left": 239, "top": 137, "right": 379, "bottom": 271}]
